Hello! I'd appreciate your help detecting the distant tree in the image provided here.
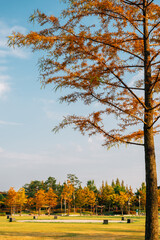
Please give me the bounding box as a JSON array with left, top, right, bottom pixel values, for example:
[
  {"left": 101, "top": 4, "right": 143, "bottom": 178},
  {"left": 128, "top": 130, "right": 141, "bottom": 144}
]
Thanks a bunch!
[
  {"left": 87, "top": 180, "right": 98, "bottom": 193},
  {"left": 76, "top": 188, "right": 87, "bottom": 215},
  {"left": 67, "top": 174, "right": 81, "bottom": 213},
  {"left": 34, "top": 189, "right": 46, "bottom": 215},
  {"left": 61, "top": 180, "right": 74, "bottom": 215},
  {"left": 115, "top": 178, "right": 121, "bottom": 187},
  {"left": 23, "top": 180, "right": 44, "bottom": 198},
  {"left": 135, "top": 182, "right": 146, "bottom": 211},
  {"left": 0, "top": 193, "right": 5, "bottom": 210},
  {"left": 111, "top": 180, "right": 115, "bottom": 188},
  {"left": 114, "top": 179, "right": 126, "bottom": 194},
  {"left": 126, "top": 186, "right": 134, "bottom": 214},
  {"left": 44, "top": 177, "right": 57, "bottom": 191},
  {"left": 25, "top": 197, "right": 34, "bottom": 212},
  {"left": 46, "top": 187, "right": 57, "bottom": 215},
  {"left": 56, "top": 182, "right": 64, "bottom": 212},
  {"left": 67, "top": 174, "right": 81, "bottom": 189},
  {"left": 84, "top": 187, "right": 96, "bottom": 214},
  {"left": 115, "top": 191, "right": 128, "bottom": 216},
  {"left": 16, "top": 188, "right": 27, "bottom": 215},
  {"left": 5, "top": 187, "right": 17, "bottom": 215},
  {"left": 100, "top": 182, "right": 114, "bottom": 212}
]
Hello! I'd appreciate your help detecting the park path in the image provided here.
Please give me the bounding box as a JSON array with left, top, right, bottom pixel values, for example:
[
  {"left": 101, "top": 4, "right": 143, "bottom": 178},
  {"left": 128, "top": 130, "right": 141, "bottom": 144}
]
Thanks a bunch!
[{"left": 18, "top": 219, "right": 125, "bottom": 223}]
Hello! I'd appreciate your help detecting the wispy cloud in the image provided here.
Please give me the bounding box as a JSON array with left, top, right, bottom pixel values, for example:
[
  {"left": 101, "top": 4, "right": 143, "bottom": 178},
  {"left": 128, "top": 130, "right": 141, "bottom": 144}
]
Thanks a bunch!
[
  {"left": 0, "top": 21, "right": 30, "bottom": 98},
  {"left": 0, "top": 120, "right": 22, "bottom": 126},
  {"left": 0, "top": 21, "right": 29, "bottom": 59}
]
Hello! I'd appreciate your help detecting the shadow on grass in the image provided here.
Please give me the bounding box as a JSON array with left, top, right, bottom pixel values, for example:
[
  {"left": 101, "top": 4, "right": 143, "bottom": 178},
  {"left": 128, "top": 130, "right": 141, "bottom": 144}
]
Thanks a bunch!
[{"left": 0, "top": 231, "right": 144, "bottom": 240}]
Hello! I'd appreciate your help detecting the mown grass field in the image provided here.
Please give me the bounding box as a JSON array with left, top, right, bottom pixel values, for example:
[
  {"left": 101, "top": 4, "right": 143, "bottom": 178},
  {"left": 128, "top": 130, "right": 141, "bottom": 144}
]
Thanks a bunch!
[{"left": 0, "top": 215, "right": 159, "bottom": 240}]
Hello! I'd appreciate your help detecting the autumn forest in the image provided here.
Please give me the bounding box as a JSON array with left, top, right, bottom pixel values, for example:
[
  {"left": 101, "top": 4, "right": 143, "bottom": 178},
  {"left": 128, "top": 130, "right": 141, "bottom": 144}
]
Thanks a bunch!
[{"left": 0, "top": 174, "right": 156, "bottom": 217}]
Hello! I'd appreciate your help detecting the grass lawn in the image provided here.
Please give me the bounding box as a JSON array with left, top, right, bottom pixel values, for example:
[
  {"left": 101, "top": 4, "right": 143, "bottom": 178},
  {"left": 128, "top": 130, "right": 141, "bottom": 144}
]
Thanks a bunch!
[{"left": 0, "top": 215, "right": 158, "bottom": 240}]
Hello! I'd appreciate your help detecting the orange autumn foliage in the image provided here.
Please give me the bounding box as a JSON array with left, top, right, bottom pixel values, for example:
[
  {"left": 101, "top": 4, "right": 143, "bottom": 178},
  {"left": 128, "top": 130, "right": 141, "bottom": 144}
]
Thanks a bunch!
[
  {"left": 34, "top": 189, "right": 46, "bottom": 215},
  {"left": 45, "top": 187, "right": 57, "bottom": 215}
]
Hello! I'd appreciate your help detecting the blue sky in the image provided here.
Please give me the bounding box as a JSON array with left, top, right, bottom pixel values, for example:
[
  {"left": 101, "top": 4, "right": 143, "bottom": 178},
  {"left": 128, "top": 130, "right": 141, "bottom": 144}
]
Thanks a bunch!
[{"left": 0, "top": 0, "right": 159, "bottom": 191}]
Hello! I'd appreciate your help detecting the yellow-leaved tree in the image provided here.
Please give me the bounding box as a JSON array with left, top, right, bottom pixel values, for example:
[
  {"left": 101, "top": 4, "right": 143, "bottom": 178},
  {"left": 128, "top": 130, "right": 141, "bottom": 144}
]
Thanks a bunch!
[
  {"left": 61, "top": 180, "right": 74, "bottom": 215},
  {"left": 16, "top": 188, "right": 27, "bottom": 215},
  {"left": 5, "top": 187, "right": 17, "bottom": 215},
  {"left": 34, "top": 189, "right": 46, "bottom": 215},
  {"left": 76, "top": 188, "right": 87, "bottom": 215}
]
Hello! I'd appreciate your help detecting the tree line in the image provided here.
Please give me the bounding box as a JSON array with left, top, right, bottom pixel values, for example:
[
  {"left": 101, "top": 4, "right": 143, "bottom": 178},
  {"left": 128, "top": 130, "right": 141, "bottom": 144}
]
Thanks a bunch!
[{"left": 1, "top": 174, "right": 159, "bottom": 216}]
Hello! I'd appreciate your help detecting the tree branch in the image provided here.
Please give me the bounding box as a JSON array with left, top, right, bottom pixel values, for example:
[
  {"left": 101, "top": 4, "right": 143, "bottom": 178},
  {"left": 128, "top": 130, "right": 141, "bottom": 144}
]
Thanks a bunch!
[
  {"left": 150, "top": 102, "right": 160, "bottom": 110},
  {"left": 151, "top": 61, "right": 160, "bottom": 66},
  {"left": 90, "top": 91, "right": 146, "bottom": 124},
  {"left": 102, "top": 81, "right": 145, "bottom": 91},
  {"left": 150, "top": 69, "right": 160, "bottom": 93},
  {"left": 88, "top": 120, "right": 144, "bottom": 146},
  {"left": 110, "top": 71, "right": 147, "bottom": 109},
  {"left": 86, "top": 37, "right": 144, "bottom": 62},
  {"left": 122, "top": 0, "right": 143, "bottom": 10},
  {"left": 148, "top": 21, "right": 160, "bottom": 36},
  {"left": 150, "top": 51, "right": 160, "bottom": 63},
  {"left": 149, "top": 116, "right": 160, "bottom": 128},
  {"left": 147, "top": 0, "right": 154, "bottom": 7}
]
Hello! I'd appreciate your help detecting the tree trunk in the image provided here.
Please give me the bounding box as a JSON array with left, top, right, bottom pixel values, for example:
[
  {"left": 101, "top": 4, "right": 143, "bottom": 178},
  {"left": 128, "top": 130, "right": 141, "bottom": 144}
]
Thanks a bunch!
[
  {"left": 20, "top": 205, "right": 22, "bottom": 216},
  {"left": 121, "top": 206, "right": 123, "bottom": 216},
  {"left": 38, "top": 207, "right": 41, "bottom": 215},
  {"left": 143, "top": 1, "right": 159, "bottom": 239},
  {"left": 80, "top": 207, "right": 82, "bottom": 216},
  {"left": 48, "top": 206, "right": 51, "bottom": 216},
  {"left": 64, "top": 199, "right": 66, "bottom": 214},
  {"left": 144, "top": 120, "right": 158, "bottom": 240},
  {"left": 11, "top": 206, "right": 13, "bottom": 216},
  {"left": 68, "top": 202, "right": 70, "bottom": 215},
  {"left": 61, "top": 198, "right": 62, "bottom": 213}
]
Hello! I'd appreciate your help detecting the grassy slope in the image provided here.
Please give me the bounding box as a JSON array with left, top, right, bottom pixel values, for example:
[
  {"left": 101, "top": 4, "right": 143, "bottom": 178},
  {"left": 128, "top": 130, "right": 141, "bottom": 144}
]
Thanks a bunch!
[{"left": 0, "top": 216, "right": 155, "bottom": 240}]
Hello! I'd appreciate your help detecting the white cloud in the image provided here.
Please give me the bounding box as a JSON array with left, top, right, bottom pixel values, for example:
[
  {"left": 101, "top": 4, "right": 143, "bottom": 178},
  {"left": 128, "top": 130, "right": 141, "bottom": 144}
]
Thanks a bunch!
[
  {"left": 0, "top": 81, "right": 10, "bottom": 97},
  {"left": 0, "top": 21, "right": 30, "bottom": 98},
  {"left": 0, "top": 21, "right": 30, "bottom": 59},
  {"left": 0, "top": 120, "right": 22, "bottom": 126}
]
